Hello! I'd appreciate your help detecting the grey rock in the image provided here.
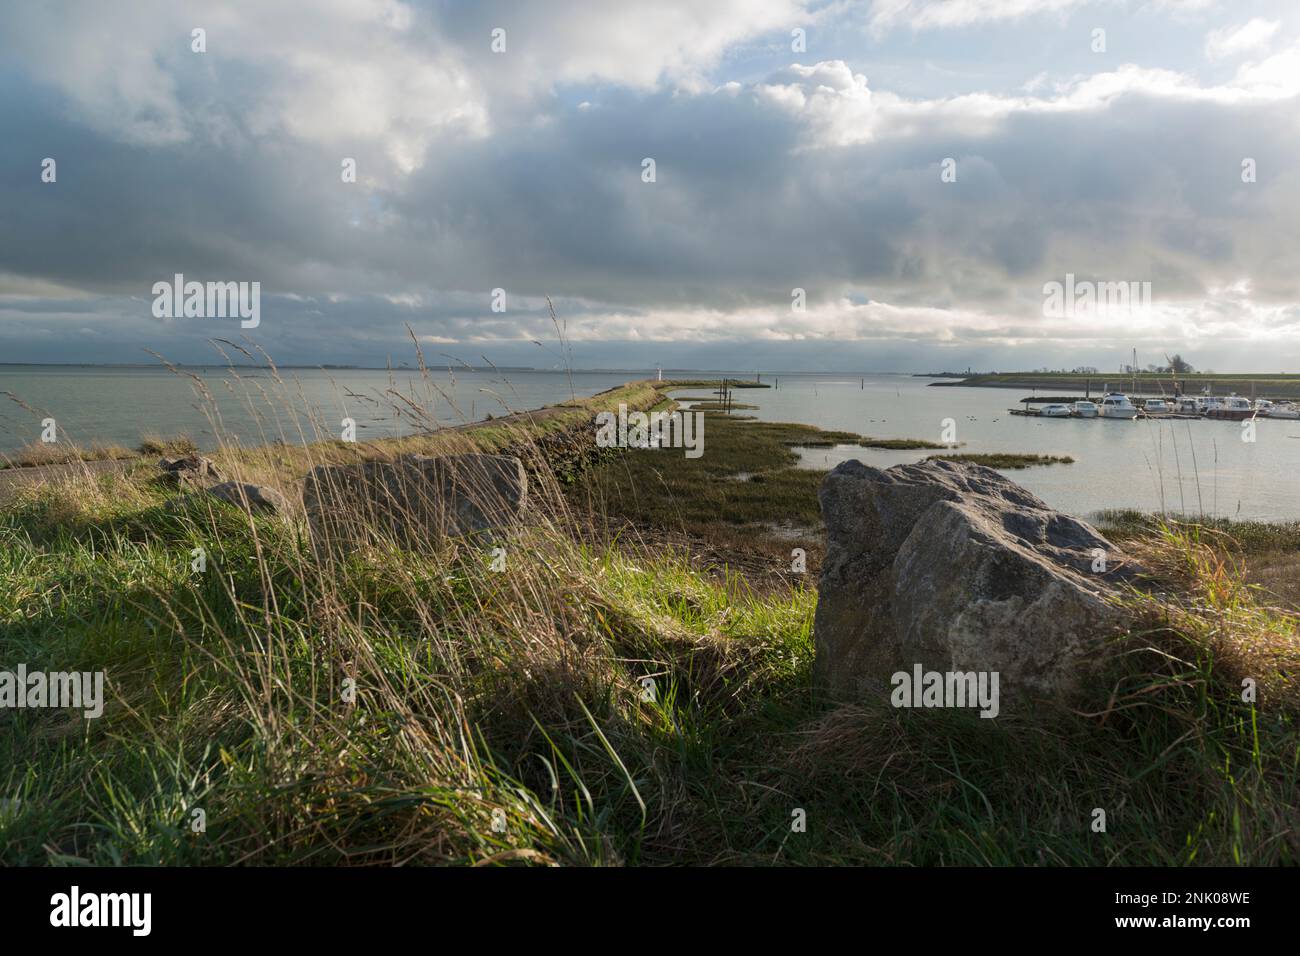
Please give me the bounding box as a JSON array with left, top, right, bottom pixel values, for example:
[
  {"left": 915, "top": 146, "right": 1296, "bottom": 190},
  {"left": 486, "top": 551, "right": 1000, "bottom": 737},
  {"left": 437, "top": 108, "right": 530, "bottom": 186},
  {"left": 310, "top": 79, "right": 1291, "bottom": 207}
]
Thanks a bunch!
[
  {"left": 814, "top": 459, "right": 1138, "bottom": 707},
  {"left": 158, "top": 454, "right": 222, "bottom": 486},
  {"left": 205, "top": 481, "right": 290, "bottom": 515},
  {"left": 302, "top": 453, "right": 527, "bottom": 551}
]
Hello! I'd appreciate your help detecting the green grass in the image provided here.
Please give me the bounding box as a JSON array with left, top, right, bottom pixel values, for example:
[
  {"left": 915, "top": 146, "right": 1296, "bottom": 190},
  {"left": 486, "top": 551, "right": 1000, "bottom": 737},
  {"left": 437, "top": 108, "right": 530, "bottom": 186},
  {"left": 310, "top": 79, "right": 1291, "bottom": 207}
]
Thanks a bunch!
[
  {"left": 2, "top": 379, "right": 1299, "bottom": 866},
  {"left": 1096, "top": 508, "right": 1300, "bottom": 552},
  {"left": 3, "top": 471, "right": 1297, "bottom": 865},
  {"left": 1095, "top": 509, "right": 1300, "bottom": 611},
  {"left": 680, "top": 401, "right": 760, "bottom": 411},
  {"left": 861, "top": 437, "right": 946, "bottom": 449},
  {"left": 0, "top": 469, "right": 819, "bottom": 864},
  {"left": 925, "top": 452, "right": 1075, "bottom": 469},
  {"left": 570, "top": 412, "right": 864, "bottom": 574},
  {"left": 664, "top": 379, "right": 769, "bottom": 389}
]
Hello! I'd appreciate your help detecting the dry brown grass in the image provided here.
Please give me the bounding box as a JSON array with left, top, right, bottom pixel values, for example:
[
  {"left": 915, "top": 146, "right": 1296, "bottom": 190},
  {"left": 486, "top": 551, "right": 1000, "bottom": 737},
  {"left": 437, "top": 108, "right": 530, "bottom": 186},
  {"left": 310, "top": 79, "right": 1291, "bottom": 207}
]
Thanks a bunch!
[
  {"left": 1, "top": 440, "right": 135, "bottom": 470},
  {"left": 137, "top": 433, "right": 200, "bottom": 457},
  {"left": 5, "top": 355, "right": 1300, "bottom": 866},
  {"left": 1124, "top": 525, "right": 1300, "bottom": 715}
]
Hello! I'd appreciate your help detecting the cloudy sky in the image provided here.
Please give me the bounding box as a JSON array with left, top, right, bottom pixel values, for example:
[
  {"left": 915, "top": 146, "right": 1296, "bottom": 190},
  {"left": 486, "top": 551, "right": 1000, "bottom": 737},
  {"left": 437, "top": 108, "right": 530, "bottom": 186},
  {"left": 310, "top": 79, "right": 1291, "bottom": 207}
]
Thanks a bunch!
[{"left": 2, "top": 0, "right": 1298, "bottom": 372}]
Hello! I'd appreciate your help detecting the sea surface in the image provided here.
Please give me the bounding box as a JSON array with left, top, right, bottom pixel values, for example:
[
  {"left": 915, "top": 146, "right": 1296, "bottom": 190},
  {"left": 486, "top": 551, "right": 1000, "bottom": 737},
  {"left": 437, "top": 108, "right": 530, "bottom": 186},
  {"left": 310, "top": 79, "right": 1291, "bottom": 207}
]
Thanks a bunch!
[
  {"left": 2, "top": 366, "right": 1297, "bottom": 522},
  {"left": 738, "top": 373, "right": 1299, "bottom": 523},
  {"left": 0, "top": 365, "right": 635, "bottom": 452}
]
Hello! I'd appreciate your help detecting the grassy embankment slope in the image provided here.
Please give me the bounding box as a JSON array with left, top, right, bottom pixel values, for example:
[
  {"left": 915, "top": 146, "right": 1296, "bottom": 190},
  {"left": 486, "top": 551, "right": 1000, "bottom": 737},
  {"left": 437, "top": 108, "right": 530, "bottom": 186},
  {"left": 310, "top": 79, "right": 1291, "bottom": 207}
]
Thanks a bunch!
[
  {"left": 1, "top": 377, "right": 1298, "bottom": 865},
  {"left": 948, "top": 371, "right": 1300, "bottom": 399}
]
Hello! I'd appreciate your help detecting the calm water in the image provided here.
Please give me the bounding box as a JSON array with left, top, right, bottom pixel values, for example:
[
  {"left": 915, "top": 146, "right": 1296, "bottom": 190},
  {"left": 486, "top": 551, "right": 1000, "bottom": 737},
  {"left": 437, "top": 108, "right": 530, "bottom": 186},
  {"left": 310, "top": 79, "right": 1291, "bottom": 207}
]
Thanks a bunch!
[
  {"left": 3, "top": 366, "right": 1298, "bottom": 521},
  {"left": 733, "top": 374, "right": 1300, "bottom": 523},
  {"left": 0, "top": 365, "right": 637, "bottom": 454}
]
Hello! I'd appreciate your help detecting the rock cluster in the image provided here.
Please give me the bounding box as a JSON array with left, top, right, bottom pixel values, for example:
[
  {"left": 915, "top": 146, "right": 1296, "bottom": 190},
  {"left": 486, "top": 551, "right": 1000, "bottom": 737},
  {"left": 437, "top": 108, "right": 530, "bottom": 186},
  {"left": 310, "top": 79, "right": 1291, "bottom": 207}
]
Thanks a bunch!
[{"left": 158, "top": 455, "right": 223, "bottom": 487}]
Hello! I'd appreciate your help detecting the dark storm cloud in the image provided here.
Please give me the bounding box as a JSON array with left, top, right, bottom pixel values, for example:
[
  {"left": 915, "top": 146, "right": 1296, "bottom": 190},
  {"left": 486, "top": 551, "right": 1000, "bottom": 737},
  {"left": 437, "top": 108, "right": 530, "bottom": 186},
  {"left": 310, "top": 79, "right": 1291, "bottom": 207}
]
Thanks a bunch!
[{"left": 2, "top": 0, "right": 1299, "bottom": 370}]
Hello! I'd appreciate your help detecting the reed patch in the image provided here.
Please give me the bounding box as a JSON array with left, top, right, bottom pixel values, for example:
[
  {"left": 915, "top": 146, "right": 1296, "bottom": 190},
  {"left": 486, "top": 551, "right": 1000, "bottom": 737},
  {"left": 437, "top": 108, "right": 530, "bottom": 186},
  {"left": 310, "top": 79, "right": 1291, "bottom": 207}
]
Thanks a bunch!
[{"left": 595, "top": 404, "right": 705, "bottom": 459}]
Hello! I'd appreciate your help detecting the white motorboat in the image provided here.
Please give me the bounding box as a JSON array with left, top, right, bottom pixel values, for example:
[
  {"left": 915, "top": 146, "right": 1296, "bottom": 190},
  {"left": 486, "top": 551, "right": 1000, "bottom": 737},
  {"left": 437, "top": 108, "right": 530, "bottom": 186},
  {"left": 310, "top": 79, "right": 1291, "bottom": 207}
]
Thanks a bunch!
[
  {"left": 1041, "top": 403, "right": 1072, "bottom": 417},
  {"left": 1204, "top": 395, "right": 1255, "bottom": 420},
  {"left": 1142, "top": 399, "right": 1170, "bottom": 415},
  {"left": 1267, "top": 401, "right": 1300, "bottom": 420},
  {"left": 1175, "top": 396, "right": 1207, "bottom": 415},
  {"left": 1099, "top": 393, "right": 1139, "bottom": 419},
  {"left": 1069, "top": 400, "right": 1099, "bottom": 418}
]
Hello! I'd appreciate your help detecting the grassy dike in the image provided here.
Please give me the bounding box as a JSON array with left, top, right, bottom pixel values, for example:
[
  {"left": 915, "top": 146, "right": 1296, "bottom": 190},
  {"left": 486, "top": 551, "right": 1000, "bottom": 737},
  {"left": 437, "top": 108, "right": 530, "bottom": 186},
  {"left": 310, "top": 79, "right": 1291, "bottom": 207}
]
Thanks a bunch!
[{"left": 1, "top": 379, "right": 1299, "bottom": 865}]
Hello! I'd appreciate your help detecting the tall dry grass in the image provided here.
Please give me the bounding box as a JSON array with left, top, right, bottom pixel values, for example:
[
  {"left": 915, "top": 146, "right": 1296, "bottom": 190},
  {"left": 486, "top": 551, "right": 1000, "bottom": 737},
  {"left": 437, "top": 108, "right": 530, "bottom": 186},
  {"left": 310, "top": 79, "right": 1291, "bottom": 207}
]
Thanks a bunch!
[{"left": 2, "top": 351, "right": 1299, "bottom": 865}]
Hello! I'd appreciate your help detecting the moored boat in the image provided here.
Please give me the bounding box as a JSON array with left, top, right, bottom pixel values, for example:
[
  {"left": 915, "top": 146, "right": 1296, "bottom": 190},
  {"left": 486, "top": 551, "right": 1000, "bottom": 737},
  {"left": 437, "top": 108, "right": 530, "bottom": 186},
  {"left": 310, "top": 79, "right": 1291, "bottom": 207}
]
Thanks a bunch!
[
  {"left": 1266, "top": 401, "right": 1300, "bottom": 419},
  {"left": 1041, "top": 403, "right": 1072, "bottom": 418},
  {"left": 1099, "top": 393, "right": 1139, "bottom": 419},
  {"left": 1204, "top": 395, "right": 1255, "bottom": 420},
  {"left": 1070, "top": 400, "right": 1099, "bottom": 418}
]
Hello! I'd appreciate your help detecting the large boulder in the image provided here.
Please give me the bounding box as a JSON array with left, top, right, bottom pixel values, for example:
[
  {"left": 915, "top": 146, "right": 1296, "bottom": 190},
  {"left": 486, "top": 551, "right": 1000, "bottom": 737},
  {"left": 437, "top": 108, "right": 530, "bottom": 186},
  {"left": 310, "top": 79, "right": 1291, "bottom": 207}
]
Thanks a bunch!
[
  {"left": 302, "top": 453, "right": 527, "bottom": 552},
  {"left": 814, "top": 459, "right": 1138, "bottom": 708}
]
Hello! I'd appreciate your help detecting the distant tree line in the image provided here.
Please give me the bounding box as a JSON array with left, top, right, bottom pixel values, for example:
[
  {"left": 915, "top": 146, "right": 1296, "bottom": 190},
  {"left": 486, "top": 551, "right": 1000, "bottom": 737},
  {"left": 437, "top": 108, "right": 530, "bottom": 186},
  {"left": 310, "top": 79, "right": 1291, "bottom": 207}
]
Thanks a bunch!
[{"left": 1122, "top": 354, "right": 1195, "bottom": 374}]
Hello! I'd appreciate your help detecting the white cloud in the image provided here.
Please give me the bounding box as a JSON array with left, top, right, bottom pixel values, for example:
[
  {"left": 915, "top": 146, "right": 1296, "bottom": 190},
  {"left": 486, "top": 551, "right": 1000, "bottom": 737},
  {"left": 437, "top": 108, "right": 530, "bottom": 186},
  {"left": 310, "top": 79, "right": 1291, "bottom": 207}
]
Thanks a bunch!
[
  {"left": 4, "top": 0, "right": 1300, "bottom": 367},
  {"left": 481, "top": 0, "right": 810, "bottom": 91},
  {"left": 0, "top": 0, "right": 487, "bottom": 168},
  {"left": 1148, "top": 0, "right": 1217, "bottom": 14},
  {"left": 868, "top": 0, "right": 1093, "bottom": 35},
  {"left": 483, "top": 286, "right": 1300, "bottom": 351},
  {"left": 754, "top": 47, "right": 1300, "bottom": 150},
  {"left": 0, "top": 0, "right": 820, "bottom": 173},
  {"left": 1232, "top": 40, "right": 1300, "bottom": 94},
  {"left": 1205, "top": 18, "right": 1280, "bottom": 61}
]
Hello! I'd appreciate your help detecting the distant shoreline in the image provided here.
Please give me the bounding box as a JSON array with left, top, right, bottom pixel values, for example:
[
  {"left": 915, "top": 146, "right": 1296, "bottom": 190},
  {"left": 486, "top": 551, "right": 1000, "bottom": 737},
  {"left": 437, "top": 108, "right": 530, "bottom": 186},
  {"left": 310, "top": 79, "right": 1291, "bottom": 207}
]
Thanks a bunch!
[
  {"left": 0, "top": 362, "right": 535, "bottom": 372},
  {"left": 930, "top": 371, "right": 1300, "bottom": 399},
  {"left": 3, "top": 364, "right": 933, "bottom": 375}
]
